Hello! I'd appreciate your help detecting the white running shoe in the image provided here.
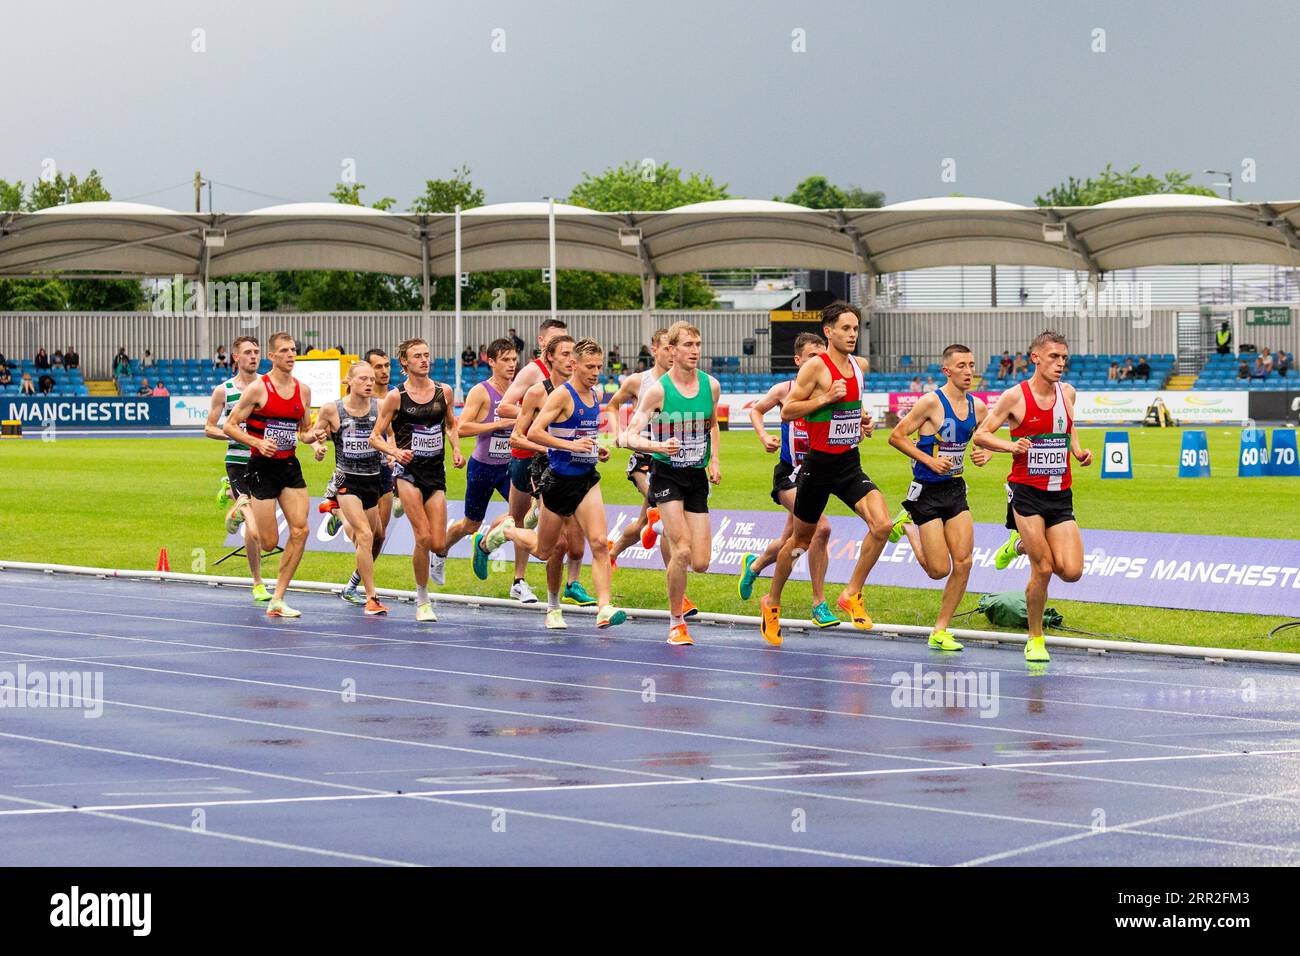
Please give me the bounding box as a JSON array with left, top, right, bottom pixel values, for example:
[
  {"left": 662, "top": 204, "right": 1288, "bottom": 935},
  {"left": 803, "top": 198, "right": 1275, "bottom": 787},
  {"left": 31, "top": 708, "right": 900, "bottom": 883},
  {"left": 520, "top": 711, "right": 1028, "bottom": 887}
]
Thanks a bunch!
[
  {"left": 429, "top": 553, "right": 446, "bottom": 585},
  {"left": 416, "top": 602, "right": 437, "bottom": 622},
  {"left": 510, "top": 580, "right": 539, "bottom": 604},
  {"left": 545, "top": 608, "right": 567, "bottom": 629}
]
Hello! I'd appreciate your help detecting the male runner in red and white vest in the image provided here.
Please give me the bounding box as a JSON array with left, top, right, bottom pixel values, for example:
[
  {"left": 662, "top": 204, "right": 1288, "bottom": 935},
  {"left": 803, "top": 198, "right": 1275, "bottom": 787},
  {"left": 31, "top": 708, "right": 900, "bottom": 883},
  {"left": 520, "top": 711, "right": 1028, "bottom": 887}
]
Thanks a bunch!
[
  {"left": 222, "top": 330, "right": 323, "bottom": 618},
  {"left": 974, "top": 330, "right": 1093, "bottom": 662},
  {"left": 758, "top": 301, "right": 883, "bottom": 646}
]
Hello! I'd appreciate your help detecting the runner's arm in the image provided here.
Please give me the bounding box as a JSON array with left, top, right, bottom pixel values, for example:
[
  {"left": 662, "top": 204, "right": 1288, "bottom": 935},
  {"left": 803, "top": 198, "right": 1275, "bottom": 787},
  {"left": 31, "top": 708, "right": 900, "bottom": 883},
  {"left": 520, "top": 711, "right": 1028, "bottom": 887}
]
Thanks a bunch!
[
  {"left": 444, "top": 383, "right": 465, "bottom": 468},
  {"left": 496, "top": 364, "right": 539, "bottom": 419},
  {"left": 1063, "top": 384, "right": 1092, "bottom": 465},
  {"left": 222, "top": 380, "right": 277, "bottom": 456},
  {"left": 204, "top": 385, "right": 235, "bottom": 443},
  {"left": 969, "top": 397, "right": 992, "bottom": 465},
  {"left": 781, "top": 360, "right": 838, "bottom": 422},
  {"left": 749, "top": 382, "right": 786, "bottom": 453},
  {"left": 454, "top": 385, "right": 491, "bottom": 436},
  {"left": 526, "top": 388, "right": 582, "bottom": 451},
  {"left": 708, "top": 376, "right": 722, "bottom": 484},
  {"left": 369, "top": 389, "right": 410, "bottom": 463},
  {"left": 973, "top": 387, "right": 1030, "bottom": 455},
  {"left": 624, "top": 380, "right": 677, "bottom": 456},
  {"left": 509, "top": 383, "right": 550, "bottom": 454},
  {"left": 603, "top": 374, "right": 639, "bottom": 443},
  {"left": 298, "top": 383, "right": 327, "bottom": 461},
  {"left": 887, "top": 394, "right": 952, "bottom": 473}
]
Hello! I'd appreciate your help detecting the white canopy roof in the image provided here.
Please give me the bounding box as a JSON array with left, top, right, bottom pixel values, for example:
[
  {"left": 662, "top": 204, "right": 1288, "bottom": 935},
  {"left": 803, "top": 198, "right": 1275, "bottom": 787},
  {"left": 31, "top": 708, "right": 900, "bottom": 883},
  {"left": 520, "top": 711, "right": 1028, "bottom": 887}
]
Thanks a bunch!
[{"left": 4, "top": 196, "right": 1300, "bottom": 281}]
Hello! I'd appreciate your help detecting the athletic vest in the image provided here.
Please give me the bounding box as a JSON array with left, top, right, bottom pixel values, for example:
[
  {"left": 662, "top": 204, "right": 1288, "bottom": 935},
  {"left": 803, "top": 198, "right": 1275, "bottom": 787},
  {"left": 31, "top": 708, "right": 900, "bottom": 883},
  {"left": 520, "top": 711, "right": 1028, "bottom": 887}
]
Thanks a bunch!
[
  {"left": 219, "top": 376, "right": 252, "bottom": 464},
  {"left": 393, "top": 381, "right": 448, "bottom": 462},
  {"left": 1009, "top": 380, "right": 1073, "bottom": 491},
  {"left": 804, "top": 353, "right": 864, "bottom": 455},
  {"left": 246, "top": 373, "right": 305, "bottom": 459},
  {"left": 332, "top": 397, "right": 381, "bottom": 476},
  {"left": 913, "top": 389, "right": 975, "bottom": 483},
  {"left": 547, "top": 382, "right": 602, "bottom": 476},
  {"left": 511, "top": 359, "right": 552, "bottom": 459},
  {"left": 775, "top": 380, "right": 810, "bottom": 467},
  {"left": 471, "top": 381, "right": 513, "bottom": 465},
  {"left": 652, "top": 369, "right": 712, "bottom": 469},
  {"left": 638, "top": 367, "right": 665, "bottom": 441}
]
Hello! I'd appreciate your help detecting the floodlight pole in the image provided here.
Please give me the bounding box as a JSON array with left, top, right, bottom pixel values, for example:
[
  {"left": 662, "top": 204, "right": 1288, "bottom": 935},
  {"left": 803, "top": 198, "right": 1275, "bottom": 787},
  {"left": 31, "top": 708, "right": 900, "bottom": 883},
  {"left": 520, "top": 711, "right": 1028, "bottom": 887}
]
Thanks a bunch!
[
  {"left": 548, "top": 196, "right": 557, "bottom": 319},
  {"left": 454, "top": 205, "right": 463, "bottom": 401}
]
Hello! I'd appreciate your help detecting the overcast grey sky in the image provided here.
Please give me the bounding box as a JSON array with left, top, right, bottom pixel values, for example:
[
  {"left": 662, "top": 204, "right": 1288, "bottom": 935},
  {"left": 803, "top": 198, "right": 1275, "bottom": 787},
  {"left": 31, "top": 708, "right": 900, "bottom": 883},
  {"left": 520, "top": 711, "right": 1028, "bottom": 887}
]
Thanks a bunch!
[{"left": 6, "top": 0, "right": 1298, "bottom": 211}]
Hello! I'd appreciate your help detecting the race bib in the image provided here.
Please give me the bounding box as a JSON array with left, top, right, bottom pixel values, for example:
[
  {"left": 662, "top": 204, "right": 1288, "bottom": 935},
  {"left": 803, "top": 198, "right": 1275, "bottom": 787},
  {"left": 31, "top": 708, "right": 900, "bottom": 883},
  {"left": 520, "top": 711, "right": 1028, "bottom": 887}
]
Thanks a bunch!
[
  {"left": 342, "top": 431, "right": 372, "bottom": 456},
  {"left": 411, "top": 423, "right": 443, "bottom": 457},
  {"left": 670, "top": 428, "right": 708, "bottom": 467},
  {"left": 264, "top": 418, "right": 297, "bottom": 451},
  {"left": 488, "top": 433, "right": 512, "bottom": 458},
  {"left": 828, "top": 408, "right": 861, "bottom": 446},
  {"left": 570, "top": 427, "right": 600, "bottom": 464},
  {"left": 905, "top": 480, "right": 922, "bottom": 502},
  {"left": 791, "top": 422, "right": 810, "bottom": 464},
  {"left": 1027, "top": 434, "right": 1069, "bottom": 476},
  {"left": 936, "top": 440, "right": 966, "bottom": 477}
]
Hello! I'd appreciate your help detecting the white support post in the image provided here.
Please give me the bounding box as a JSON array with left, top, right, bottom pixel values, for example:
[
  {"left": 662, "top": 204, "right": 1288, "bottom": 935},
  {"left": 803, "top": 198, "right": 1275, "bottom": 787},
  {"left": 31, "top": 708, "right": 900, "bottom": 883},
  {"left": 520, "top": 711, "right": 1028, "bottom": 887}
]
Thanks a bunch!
[
  {"left": 454, "top": 205, "right": 463, "bottom": 401},
  {"left": 548, "top": 196, "right": 557, "bottom": 319}
]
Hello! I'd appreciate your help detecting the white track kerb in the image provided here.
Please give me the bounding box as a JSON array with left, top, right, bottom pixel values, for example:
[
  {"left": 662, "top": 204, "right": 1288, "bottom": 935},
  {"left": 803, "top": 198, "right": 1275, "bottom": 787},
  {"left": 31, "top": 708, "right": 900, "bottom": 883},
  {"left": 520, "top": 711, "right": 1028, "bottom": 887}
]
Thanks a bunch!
[{"left": 1, "top": 560, "right": 1296, "bottom": 667}]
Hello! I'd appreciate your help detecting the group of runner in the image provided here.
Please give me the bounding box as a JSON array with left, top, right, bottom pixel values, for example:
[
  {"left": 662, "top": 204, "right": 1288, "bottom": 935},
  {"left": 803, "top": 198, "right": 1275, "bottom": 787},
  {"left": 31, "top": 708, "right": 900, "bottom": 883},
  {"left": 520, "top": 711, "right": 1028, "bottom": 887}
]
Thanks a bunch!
[{"left": 207, "top": 303, "right": 1089, "bottom": 661}]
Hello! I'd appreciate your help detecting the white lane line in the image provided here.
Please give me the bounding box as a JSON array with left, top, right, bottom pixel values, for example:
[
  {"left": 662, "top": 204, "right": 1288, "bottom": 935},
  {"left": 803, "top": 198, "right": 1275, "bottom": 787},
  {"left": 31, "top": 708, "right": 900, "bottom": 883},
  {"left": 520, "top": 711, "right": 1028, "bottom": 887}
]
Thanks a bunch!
[
  {"left": 0, "top": 790, "right": 421, "bottom": 867},
  {"left": 0, "top": 730, "right": 922, "bottom": 866},
  {"left": 956, "top": 782, "right": 1300, "bottom": 866},
  {"left": 0, "top": 620, "right": 1273, "bottom": 760}
]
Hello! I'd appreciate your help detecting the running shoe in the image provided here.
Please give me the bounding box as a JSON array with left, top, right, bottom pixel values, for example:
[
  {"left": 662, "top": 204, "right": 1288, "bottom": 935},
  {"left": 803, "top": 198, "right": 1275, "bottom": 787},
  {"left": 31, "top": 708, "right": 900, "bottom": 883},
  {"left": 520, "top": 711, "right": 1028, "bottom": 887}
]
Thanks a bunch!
[
  {"left": 607, "top": 537, "right": 619, "bottom": 570},
  {"left": 641, "top": 507, "right": 661, "bottom": 549},
  {"left": 416, "top": 602, "right": 437, "bottom": 622},
  {"left": 887, "top": 508, "right": 911, "bottom": 544},
  {"left": 759, "top": 594, "right": 782, "bottom": 646},
  {"left": 266, "top": 599, "right": 300, "bottom": 618},
  {"left": 232, "top": 507, "right": 245, "bottom": 530},
  {"left": 836, "top": 591, "right": 873, "bottom": 630},
  {"left": 251, "top": 583, "right": 271, "bottom": 603},
  {"left": 364, "top": 597, "right": 389, "bottom": 616},
  {"left": 596, "top": 604, "right": 626, "bottom": 628},
  {"left": 326, "top": 511, "right": 342, "bottom": 536},
  {"left": 737, "top": 552, "right": 760, "bottom": 601},
  {"left": 563, "top": 580, "right": 596, "bottom": 607},
  {"left": 429, "top": 552, "right": 446, "bottom": 586},
  {"left": 471, "top": 530, "right": 490, "bottom": 580},
  {"left": 225, "top": 511, "right": 241, "bottom": 535},
  {"left": 680, "top": 596, "right": 699, "bottom": 619},
  {"left": 523, "top": 500, "right": 540, "bottom": 529},
  {"left": 392, "top": 494, "right": 404, "bottom": 519},
  {"left": 217, "top": 476, "right": 231, "bottom": 506},
  {"left": 340, "top": 585, "right": 366, "bottom": 606},
  {"left": 510, "top": 580, "right": 539, "bottom": 604},
  {"left": 810, "top": 601, "right": 840, "bottom": 628},
  {"left": 483, "top": 517, "right": 515, "bottom": 553},
  {"left": 994, "top": 530, "right": 1021, "bottom": 571},
  {"left": 928, "top": 629, "right": 964, "bottom": 651},
  {"left": 545, "top": 608, "right": 567, "bottom": 629},
  {"left": 666, "top": 623, "right": 694, "bottom": 646},
  {"left": 1024, "top": 636, "right": 1050, "bottom": 662}
]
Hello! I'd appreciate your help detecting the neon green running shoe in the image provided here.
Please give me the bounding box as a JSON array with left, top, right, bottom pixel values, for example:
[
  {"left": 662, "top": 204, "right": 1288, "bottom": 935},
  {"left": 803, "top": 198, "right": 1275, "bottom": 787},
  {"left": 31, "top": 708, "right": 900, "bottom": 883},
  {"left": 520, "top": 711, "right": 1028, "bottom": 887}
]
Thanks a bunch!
[
  {"left": 737, "top": 552, "right": 760, "bottom": 601},
  {"left": 1024, "top": 636, "right": 1050, "bottom": 662},
  {"left": 887, "top": 508, "right": 911, "bottom": 544},
  {"left": 563, "top": 580, "right": 596, "bottom": 607},
  {"left": 416, "top": 602, "right": 437, "bottom": 622},
  {"left": 523, "top": 500, "right": 540, "bottom": 530},
  {"left": 326, "top": 511, "right": 342, "bottom": 536},
  {"left": 928, "top": 629, "right": 964, "bottom": 651},
  {"left": 217, "top": 476, "right": 231, "bottom": 506},
  {"left": 266, "top": 598, "right": 300, "bottom": 618},
  {"left": 596, "top": 604, "right": 626, "bottom": 628},
  {"left": 251, "top": 583, "right": 271, "bottom": 602},
  {"left": 810, "top": 601, "right": 840, "bottom": 628},
  {"left": 994, "top": 530, "right": 1021, "bottom": 570}
]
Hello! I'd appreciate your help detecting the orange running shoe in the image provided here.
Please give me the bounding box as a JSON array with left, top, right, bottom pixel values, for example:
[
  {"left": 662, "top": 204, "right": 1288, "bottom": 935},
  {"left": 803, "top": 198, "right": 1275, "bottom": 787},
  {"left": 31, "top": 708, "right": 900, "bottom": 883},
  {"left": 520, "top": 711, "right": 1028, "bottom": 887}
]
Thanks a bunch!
[
  {"left": 836, "top": 590, "right": 873, "bottom": 630},
  {"left": 364, "top": 597, "right": 389, "bottom": 616},
  {"left": 680, "top": 596, "right": 698, "bottom": 618},
  {"left": 607, "top": 537, "right": 619, "bottom": 570},
  {"left": 318, "top": 499, "right": 338, "bottom": 514},
  {"left": 666, "top": 622, "right": 694, "bottom": 646},
  {"left": 760, "top": 594, "right": 782, "bottom": 646},
  {"left": 641, "top": 507, "right": 661, "bottom": 549}
]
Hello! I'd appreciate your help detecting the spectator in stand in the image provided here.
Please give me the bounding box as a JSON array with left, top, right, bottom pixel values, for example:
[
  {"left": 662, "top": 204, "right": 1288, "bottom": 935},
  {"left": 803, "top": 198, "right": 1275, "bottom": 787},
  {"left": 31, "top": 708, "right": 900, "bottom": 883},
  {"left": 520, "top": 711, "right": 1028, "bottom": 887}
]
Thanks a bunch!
[
  {"left": 1261, "top": 348, "right": 1274, "bottom": 373},
  {"left": 38, "top": 374, "right": 55, "bottom": 394},
  {"left": 908, "top": 376, "right": 922, "bottom": 393},
  {"left": 52, "top": 349, "right": 64, "bottom": 367},
  {"left": 141, "top": 349, "right": 155, "bottom": 369},
  {"left": 1216, "top": 321, "right": 1233, "bottom": 354},
  {"left": 638, "top": 343, "right": 652, "bottom": 366},
  {"left": 34, "top": 347, "right": 50, "bottom": 370},
  {"left": 0, "top": 350, "right": 7, "bottom": 367},
  {"left": 1278, "top": 351, "right": 1292, "bottom": 377},
  {"left": 1108, "top": 362, "right": 1119, "bottom": 381},
  {"left": 607, "top": 344, "right": 622, "bottom": 373},
  {"left": 1252, "top": 356, "right": 1269, "bottom": 380},
  {"left": 137, "top": 377, "right": 154, "bottom": 396},
  {"left": 151, "top": 380, "right": 170, "bottom": 397},
  {"left": 478, "top": 343, "right": 488, "bottom": 367},
  {"left": 1012, "top": 352, "right": 1028, "bottom": 375},
  {"left": 1119, "top": 357, "right": 1135, "bottom": 380},
  {"left": 19, "top": 373, "right": 36, "bottom": 395},
  {"left": 0, "top": 365, "right": 11, "bottom": 387},
  {"left": 635, "top": 358, "right": 648, "bottom": 373},
  {"left": 922, "top": 376, "right": 938, "bottom": 393},
  {"left": 508, "top": 327, "right": 525, "bottom": 355},
  {"left": 1238, "top": 361, "right": 1250, "bottom": 380},
  {"left": 460, "top": 345, "right": 475, "bottom": 368},
  {"left": 997, "top": 351, "right": 1013, "bottom": 380},
  {"left": 1135, "top": 356, "right": 1151, "bottom": 381},
  {"left": 214, "top": 345, "right": 228, "bottom": 369},
  {"left": 64, "top": 345, "right": 79, "bottom": 370},
  {"left": 113, "top": 352, "right": 131, "bottom": 377}
]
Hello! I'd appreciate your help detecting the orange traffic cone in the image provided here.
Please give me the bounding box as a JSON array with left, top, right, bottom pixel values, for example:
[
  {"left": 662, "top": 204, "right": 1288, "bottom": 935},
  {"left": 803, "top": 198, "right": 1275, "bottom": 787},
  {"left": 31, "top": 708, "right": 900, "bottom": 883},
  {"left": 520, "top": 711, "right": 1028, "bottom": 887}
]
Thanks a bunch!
[{"left": 156, "top": 548, "right": 170, "bottom": 572}]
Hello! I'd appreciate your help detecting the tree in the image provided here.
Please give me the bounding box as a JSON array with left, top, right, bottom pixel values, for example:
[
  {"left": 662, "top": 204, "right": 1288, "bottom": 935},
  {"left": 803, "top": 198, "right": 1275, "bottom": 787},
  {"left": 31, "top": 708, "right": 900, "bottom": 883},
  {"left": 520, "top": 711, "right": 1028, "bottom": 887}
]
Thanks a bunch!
[
  {"left": 1035, "top": 163, "right": 1218, "bottom": 206},
  {"left": 410, "top": 165, "right": 485, "bottom": 213},
  {"left": 777, "top": 175, "right": 884, "bottom": 209},
  {"left": 568, "top": 160, "right": 729, "bottom": 211}
]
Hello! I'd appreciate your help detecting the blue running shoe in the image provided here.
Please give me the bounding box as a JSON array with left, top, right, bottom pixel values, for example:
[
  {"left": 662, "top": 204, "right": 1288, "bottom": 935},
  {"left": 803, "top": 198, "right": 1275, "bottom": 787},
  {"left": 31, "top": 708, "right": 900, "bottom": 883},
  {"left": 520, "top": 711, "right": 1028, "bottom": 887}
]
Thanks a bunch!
[
  {"left": 810, "top": 601, "right": 840, "bottom": 628},
  {"left": 737, "top": 552, "right": 760, "bottom": 601},
  {"left": 563, "top": 580, "right": 596, "bottom": 607},
  {"left": 471, "top": 530, "right": 490, "bottom": 580}
]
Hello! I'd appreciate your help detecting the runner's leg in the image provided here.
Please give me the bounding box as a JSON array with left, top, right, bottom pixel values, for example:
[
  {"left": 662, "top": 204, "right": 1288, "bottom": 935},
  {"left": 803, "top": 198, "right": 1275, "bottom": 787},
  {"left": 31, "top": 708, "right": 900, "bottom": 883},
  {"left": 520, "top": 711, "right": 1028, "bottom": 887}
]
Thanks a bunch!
[
  {"left": 1013, "top": 511, "right": 1052, "bottom": 640},
  {"left": 659, "top": 499, "right": 693, "bottom": 622},
  {"left": 934, "top": 511, "right": 974, "bottom": 633},
  {"left": 573, "top": 487, "right": 613, "bottom": 606},
  {"left": 845, "top": 489, "right": 892, "bottom": 595},
  {"left": 272, "top": 486, "right": 309, "bottom": 601},
  {"left": 337, "top": 493, "right": 377, "bottom": 598}
]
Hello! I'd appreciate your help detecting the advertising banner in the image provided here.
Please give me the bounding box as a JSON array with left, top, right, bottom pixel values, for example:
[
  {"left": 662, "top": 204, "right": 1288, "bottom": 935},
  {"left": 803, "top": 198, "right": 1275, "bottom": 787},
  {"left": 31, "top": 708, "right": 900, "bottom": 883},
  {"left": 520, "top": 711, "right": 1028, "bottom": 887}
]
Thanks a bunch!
[{"left": 2, "top": 396, "right": 171, "bottom": 429}]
